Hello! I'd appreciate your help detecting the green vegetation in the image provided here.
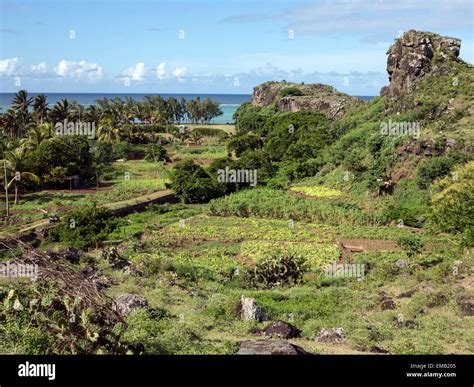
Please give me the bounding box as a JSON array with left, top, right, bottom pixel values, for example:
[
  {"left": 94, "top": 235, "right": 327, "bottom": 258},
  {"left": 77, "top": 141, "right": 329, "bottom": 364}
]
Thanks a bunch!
[{"left": 0, "top": 34, "right": 473, "bottom": 355}]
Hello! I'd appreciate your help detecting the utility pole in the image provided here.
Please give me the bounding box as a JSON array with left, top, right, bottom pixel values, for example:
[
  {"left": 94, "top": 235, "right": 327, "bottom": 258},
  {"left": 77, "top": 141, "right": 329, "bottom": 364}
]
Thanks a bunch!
[{"left": 3, "top": 161, "right": 9, "bottom": 217}]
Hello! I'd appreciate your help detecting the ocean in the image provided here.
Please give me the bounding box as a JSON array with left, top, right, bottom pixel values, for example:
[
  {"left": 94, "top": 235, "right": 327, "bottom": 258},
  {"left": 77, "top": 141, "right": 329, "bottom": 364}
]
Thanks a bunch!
[{"left": 0, "top": 93, "right": 375, "bottom": 124}]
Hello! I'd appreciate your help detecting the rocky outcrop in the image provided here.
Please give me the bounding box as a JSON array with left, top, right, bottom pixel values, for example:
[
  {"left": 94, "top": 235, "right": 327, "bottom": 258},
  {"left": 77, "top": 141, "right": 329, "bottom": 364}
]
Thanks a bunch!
[
  {"left": 237, "top": 296, "right": 269, "bottom": 322},
  {"left": 237, "top": 340, "right": 310, "bottom": 355},
  {"left": 114, "top": 293, "right": 148, "bottom": 317},
  {"left": 252, "top": 81, "right": 362, "bottom": 119},
  {"left": 381, "top": 30, "right": 461, "bottom": 113}
]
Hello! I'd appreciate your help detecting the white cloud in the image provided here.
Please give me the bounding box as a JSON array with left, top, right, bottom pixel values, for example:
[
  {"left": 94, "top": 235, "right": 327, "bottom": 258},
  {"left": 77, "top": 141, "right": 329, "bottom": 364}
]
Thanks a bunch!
[
  {"left": 156, "top": 62, "right": 166, "bottom": 79},
  {"left": 55, "top": 59, "right": 103, "bottom": 82},
  {"left": 0, "top": 57, "right": 21, "bottom": 76},
  {"left": 172, "top": 67, "right": 187, "bottom": 78},
  {"left": 30, "top": 62, "right": 48, "bottom": 75},
  {"left": 123, "top": 62, "right": 146, "bottom": 81}
]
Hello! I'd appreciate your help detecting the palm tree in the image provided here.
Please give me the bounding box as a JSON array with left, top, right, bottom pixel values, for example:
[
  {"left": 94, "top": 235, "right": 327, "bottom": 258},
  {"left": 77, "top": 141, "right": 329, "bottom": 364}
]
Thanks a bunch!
[
  {"left": 33, "top": 94, "right": 49, "bottom": 124},
  {"left": 49, "top": 99, "right": 73, "bottom": 123},
  {"left": 11, "top": 90, "right": 33, "bottom": 114},
  {"left": 23, "top": 123, "right": 53, "bottom": 150},
  {"left": 98, "top": 117, "right": 120, "bottom": 144},
  {"left": 10, "top": 90, "right": 34, "bottom": 138},
  {"left": 0, "top": 109, "right": 19, "bottom": 138},
  {"left": 1, "top": 148, "right": 40, "bottom": 204}
]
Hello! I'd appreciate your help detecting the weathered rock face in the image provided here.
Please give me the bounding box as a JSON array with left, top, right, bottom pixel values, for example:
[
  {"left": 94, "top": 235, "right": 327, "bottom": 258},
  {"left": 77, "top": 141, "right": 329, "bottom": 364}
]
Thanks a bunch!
[
  {"left": 262, "top": 320, "right": 301, "bottom": 339},
  {"left": 381, "top": 30, "right": 461, "bottom": 113},
  {"left": 237, "top": 296, "right": 269, "bottom": 322},
  {"left": 251, "top": 81, "right": 362, "bottom": 119},
  {"left": 114, "top": 293, "right": 148, "bottom": 317},
  {"left": 237, "top": 340, "right": 310, "bottom": 355}
]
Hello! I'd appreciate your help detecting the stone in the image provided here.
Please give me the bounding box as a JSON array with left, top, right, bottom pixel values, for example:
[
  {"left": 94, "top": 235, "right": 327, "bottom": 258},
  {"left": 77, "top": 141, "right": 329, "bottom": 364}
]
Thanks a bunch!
[
  {"left": 394, "top": 259, "right": 408, "bottom": 268},
  {"left": 316, "top": 327, "right": 345, "bottom": 343},
  {"left": 369, "top": 346, "right": 390, "bottom": 354},
  {"left": 237, "top": 296, "right": 269, "bottom": 322},
  {"left": 381, "top": 299, "right": 396, "bottom": 310},
  {"left": 380, "top": 30, "right": 461, "bottom": 114},
  {"left": 115, "top": 293, "right": 148, "bottom": 316},
  {"left": 237, "top": 340, "right": 310, "bottom": 355},
  {"left": 460, "top": 301, "right": 474, "bottom": 316},
  {"left": 262, "top": 320, "right": 301, "bottom": 339},
  {"left": 251, "top": 81, "right": 362, "bottom": 119}
]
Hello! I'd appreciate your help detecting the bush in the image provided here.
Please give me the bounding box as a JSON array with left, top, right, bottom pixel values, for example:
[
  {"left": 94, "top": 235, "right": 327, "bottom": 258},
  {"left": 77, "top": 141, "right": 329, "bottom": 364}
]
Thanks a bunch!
[
  {"left": 170, "top": 159, "right": 223, "bottom": 203},
  {"left": 396, "top": 235, "right": 424, "bottom": 257},
  {"left": 47, "top": 205, "right": 119, "bottom": 249},
  {"left": 244, "top": 253, "right": 308, "bottom": 288},
  {"left": 193, "top": 127, "right": 229, "bottom": 139},
  {"left": 227, "top": 133, "right": 263, "bottom": 157},
  {"left": 416, "top": 156, "right": 454, "bottom": 189},
  {"left": 145, "top": 144, "right": 167, "bottom": 162},
  {"left": 279, "top": 87, "right": 304, "bottom": 97},
  {"left": 430, "top": 161, "right": 474, "bottom": 245}
]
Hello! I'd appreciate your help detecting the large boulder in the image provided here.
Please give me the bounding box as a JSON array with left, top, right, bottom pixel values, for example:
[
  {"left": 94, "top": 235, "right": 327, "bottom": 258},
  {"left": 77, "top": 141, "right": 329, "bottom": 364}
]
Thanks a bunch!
[
  {"left": 262, "top": 320, "right": 301, "bottom": 339},
  {"left": 115, "top": 293, "right": 148, "bottom": 317},
  {"left": 251, "top": 81, "right": 362, "bottom": 119},
  {"left": 237, "top": 340, "right": 310, "bottom": 355},
  {"left": 237, "top": 296, "right": 269, "bottom": 322},
  {"left": 380, "top": 30, "right": 461, "bottom": 113}
]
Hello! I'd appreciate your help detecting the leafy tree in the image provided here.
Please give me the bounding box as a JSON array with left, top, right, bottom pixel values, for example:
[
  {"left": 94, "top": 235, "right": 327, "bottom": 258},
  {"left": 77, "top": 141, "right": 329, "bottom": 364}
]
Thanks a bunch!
[
  {"left": 170, "top": 159, "right": 223, "bottom": 203},
  {"left": 227, "top": 133, "right": 263, "bottom": 157}
]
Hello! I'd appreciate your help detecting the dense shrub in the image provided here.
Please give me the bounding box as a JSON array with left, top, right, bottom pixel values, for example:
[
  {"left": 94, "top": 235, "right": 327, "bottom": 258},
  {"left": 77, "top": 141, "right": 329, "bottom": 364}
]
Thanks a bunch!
[
  {"left": 192, "top": 127, "right": 229, "bottom": 139},
  {"left": 170, "top": 159, "right": 223, "bottom": 203},
  {"left": 396, "top": 235, "right": 424, "bottom": 257},
  {"left": 279, "top": 87, "right": 304, "bottom": 97},
  {"left": 47, "top": 205, "right": 119, "bottom": 249},
  {"left": 430, "top": 161, "right": 474, "bottom": 245},
  {"left": 145, "top": 144, "right": 167, "bottom": 162},
  {"left": 262, "top": 112, "right": 331, "bottom": 161},
  {"left": 416, "top": 156, "right": 454, "bottom": 189},
  {"left": 227, "top": 133, "right": 263, "bottom": 156}
]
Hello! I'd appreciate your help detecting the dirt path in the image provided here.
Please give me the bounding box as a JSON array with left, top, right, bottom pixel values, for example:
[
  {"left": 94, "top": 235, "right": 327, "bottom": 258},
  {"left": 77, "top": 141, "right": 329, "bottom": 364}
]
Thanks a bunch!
[{"left": 0, "top": 189, "right": 176, "bottom": 241}]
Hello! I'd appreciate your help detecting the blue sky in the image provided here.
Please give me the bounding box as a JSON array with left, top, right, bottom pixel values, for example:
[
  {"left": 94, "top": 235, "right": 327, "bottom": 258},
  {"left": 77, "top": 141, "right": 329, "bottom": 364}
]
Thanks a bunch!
[{"left": 0, "top": 0, "right": 473, "bottom": 95}]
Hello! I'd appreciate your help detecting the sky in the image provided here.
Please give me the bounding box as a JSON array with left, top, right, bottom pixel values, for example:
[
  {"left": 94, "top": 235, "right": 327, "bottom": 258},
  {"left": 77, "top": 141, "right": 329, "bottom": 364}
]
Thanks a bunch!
[{"left": 0, "top": 0, "right": 473, "bottom": 95}]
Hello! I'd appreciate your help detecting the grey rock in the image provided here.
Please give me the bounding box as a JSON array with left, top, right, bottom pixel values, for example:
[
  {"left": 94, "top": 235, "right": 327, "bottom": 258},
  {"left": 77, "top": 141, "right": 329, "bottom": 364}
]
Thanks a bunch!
[
  {"left": 237, "top": 296, "right": 269, "bottom": 322},
  {"left": 262, "top": 320, "right": 301, "bottom": 339},
  {"left": 115, "top": 293, "right": 148, "bottom": 316},
  {"left": 237, "top": 339, "right": 310, "bottom": 355},
  {"left": 316, "top": 327, "right": 346, "bottom": 343}
]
